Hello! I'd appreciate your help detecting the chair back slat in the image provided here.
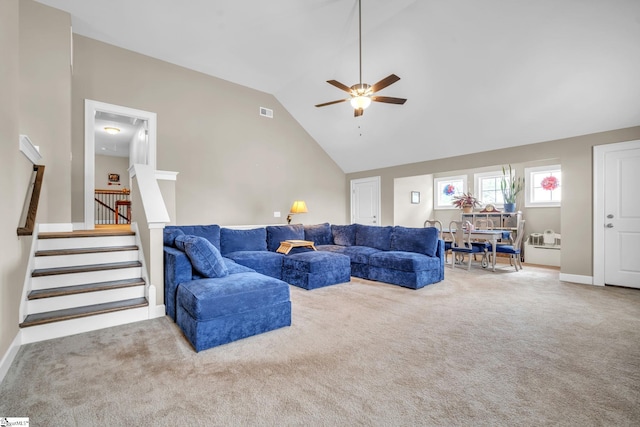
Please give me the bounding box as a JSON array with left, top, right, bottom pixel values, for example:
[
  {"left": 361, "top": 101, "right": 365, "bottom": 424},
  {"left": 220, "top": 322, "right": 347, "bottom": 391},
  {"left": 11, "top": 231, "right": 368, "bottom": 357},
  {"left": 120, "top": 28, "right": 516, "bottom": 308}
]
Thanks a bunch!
[{"left": 449, "top": 220, "right": 472, "bottom": 249}]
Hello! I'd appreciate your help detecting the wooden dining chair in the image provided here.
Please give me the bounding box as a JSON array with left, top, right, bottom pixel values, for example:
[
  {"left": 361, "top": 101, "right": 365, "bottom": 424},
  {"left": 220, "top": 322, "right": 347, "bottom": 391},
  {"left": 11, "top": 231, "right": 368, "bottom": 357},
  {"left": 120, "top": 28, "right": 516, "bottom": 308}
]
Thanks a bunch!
[
  {"left": 448, "top": 221, "right": 486, "bottom": 270},
  {"left": 490, "top": 220, "right": 526, "bottom": 271}
]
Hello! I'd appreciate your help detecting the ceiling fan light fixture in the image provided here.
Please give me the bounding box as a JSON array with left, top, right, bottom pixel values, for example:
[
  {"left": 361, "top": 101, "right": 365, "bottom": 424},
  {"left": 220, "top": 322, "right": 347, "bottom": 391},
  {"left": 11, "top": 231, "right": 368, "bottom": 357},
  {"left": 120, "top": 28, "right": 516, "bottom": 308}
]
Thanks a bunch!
[
  {"left": 104, "top": 126, "right": 120, "bottom": 135},
  {"left": 350, "top": 96, "right": 371, "bottom": 110}
]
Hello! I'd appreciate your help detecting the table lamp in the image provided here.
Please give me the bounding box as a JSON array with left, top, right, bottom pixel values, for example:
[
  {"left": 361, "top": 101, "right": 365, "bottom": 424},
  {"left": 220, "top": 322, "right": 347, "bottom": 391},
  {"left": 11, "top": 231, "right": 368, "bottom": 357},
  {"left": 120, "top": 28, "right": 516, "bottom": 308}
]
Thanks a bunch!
[{"left": 287, "top": 200, "right": 308, "bottom": 224}]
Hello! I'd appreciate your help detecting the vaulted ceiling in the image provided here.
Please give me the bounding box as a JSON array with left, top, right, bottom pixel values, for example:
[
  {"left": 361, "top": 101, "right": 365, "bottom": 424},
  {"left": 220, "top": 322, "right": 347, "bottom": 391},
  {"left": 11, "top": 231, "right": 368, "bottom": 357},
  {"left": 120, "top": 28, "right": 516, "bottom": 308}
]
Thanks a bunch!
[{"left": 36, "top": 0, "right": 640, "bottom": 173}]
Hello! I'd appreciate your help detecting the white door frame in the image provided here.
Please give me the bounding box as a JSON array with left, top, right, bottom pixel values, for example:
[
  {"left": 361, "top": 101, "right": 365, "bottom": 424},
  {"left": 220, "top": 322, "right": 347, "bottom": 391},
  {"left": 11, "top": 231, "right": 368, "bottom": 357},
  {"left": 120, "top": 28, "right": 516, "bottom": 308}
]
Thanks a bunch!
[
  {"left": 350, "top": 176, "right": 381, "bottom": 225},
  {"left": 84, "top": 99, "right": 157, "bottom": 229},
  {"left": 593, "top": 139, "right": 640, "bottom": 286}
]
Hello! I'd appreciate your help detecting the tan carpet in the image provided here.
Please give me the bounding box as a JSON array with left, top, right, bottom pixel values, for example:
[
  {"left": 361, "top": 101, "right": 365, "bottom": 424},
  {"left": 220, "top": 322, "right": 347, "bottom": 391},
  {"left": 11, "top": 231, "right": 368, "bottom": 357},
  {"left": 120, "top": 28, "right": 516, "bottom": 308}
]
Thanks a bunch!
[{"left": 1, "top": 265, "right": 639, "bottom": 426}]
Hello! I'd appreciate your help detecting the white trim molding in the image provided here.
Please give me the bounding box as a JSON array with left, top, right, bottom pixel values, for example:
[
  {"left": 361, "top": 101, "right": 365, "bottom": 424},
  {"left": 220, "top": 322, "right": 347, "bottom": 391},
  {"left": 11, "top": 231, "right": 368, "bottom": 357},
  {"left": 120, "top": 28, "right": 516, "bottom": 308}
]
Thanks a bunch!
[
  {"left": 559, "top": 273, "right": 596, "bottom": 286},
  {"left": 593, "top": 139, "right": 640, "bottom": 286},
  {"left": 19, "top": 134, "right": 42, "bottom": 164},
  {"left": 0, "top": 332, "right": 22, "bottom": 384}
]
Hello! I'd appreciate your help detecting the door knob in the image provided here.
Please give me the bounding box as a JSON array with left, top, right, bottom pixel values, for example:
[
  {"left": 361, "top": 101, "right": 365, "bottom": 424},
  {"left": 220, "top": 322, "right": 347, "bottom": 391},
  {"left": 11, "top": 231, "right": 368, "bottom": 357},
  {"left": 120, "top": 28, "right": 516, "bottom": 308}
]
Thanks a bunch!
[
  {"left": 606, "top": 223, "right": 614, "bottom": 228},
  {"left": 607, "top": 214, "right": 614, "bottom": 219}
]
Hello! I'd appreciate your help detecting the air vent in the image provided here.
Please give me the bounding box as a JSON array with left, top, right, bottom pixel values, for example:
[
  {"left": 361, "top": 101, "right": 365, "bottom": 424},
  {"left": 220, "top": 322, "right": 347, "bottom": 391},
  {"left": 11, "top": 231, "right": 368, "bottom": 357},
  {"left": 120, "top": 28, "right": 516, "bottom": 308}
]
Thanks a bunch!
[{"left": 259, "top": 107, "right": 273, "bottom": 118}]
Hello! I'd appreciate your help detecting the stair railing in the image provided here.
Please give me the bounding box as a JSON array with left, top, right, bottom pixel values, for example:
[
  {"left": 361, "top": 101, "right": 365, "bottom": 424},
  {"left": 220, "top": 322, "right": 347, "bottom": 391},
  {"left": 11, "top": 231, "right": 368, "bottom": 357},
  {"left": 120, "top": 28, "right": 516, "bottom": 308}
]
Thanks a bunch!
[
  {"left": 17, "top": 165, "right": 45, "bottom": 236},
  {"left": 94, "top": 188, "right": 131, "bottom": 224}
]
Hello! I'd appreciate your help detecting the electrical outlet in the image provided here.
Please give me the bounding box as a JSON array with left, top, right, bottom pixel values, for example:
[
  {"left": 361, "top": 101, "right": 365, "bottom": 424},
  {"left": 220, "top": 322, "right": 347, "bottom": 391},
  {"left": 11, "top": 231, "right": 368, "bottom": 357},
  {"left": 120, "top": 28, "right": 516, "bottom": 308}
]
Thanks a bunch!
[{"left": 274, "top": 211, "right": 281, "bottom": 218}]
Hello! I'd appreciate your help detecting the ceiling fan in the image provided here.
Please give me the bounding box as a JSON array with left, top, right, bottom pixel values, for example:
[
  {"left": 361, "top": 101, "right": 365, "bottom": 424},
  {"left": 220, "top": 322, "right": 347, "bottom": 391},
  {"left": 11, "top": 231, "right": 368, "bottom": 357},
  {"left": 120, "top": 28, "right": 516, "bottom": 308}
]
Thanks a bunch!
[{"left": 315, "top": 0, "right": 407, "bottom": 117}]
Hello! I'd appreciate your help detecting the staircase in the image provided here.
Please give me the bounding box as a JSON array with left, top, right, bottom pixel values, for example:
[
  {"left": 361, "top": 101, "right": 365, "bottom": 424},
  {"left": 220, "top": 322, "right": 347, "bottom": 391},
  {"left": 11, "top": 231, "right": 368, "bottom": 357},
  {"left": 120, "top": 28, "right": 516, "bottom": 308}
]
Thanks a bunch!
[{"left": 19, "top": 228, "right": 151, "bottom": 344}]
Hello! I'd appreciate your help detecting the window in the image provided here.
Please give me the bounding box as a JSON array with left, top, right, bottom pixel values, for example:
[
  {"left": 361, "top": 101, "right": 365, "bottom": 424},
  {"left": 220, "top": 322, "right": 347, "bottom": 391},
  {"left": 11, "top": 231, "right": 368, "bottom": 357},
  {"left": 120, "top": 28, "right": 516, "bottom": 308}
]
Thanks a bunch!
[
  {"left": 474, "top": 171, "right": 504, "bottom": 207},
  {"left": 525, "top": 165, "right": 561, "bottom": 207},
  {"left": 434, "top": 175, "right": 467, "bottom": 209}
]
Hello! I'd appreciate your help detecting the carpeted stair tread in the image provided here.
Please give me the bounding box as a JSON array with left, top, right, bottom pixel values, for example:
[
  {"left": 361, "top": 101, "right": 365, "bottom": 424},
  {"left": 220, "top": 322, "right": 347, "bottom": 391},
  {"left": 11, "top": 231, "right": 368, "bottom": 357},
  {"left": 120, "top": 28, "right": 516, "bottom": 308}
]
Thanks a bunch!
[
  {"left": 28, "top": 278, "right": 146, "bottom": 300},
  {"left": 32, "top": 261, "right": 142, "bottom": 277},
  {"left": 39, "top": 230, "right": 135, "bottom": 239},
  {"left": 35, "top": 245, "right": 139, "bottom": 257},
  {"left": 19, "top": 297, "right": 148, "bottom": 328}
]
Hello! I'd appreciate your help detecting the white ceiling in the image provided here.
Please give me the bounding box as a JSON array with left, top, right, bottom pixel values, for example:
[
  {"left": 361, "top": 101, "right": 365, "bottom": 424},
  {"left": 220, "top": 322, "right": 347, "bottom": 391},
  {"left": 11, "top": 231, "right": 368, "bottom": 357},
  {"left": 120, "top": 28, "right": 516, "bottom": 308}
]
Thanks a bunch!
[
  {"left": 95, "top": 111, "right": 143, "bottom": 158},
  {"left": 37, "top": 0, "right": 640, "bottom": 172}
]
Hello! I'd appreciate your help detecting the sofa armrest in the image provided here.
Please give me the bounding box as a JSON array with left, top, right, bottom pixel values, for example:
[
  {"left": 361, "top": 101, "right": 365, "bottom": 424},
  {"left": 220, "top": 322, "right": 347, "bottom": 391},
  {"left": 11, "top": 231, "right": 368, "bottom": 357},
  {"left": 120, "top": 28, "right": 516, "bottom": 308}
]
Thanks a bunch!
[
  {"left": 436, "top": 239, "right": 445, "bottom": 281},
  {"left": 164, "top": 246, "right": 193, "bottom": 320}
]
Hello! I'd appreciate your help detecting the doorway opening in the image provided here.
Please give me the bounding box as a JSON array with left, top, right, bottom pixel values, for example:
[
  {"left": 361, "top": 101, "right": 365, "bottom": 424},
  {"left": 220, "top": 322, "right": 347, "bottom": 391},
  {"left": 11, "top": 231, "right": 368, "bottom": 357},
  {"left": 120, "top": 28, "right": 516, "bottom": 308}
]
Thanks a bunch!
[{"left": 84, "top": 100, "right": 157, "bottom": 230}]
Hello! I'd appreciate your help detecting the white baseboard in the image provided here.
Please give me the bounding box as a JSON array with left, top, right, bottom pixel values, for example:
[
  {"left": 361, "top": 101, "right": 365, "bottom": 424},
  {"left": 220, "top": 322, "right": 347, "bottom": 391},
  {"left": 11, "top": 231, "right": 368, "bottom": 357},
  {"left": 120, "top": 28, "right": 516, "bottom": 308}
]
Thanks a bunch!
[
  {"left": 150, "top": 305, "right": 166, "bottom": 319},
  {"left": 0, "top": 331, "right": 22, "bottom": 385},
  {"left": 559, "top": 273, "right": 597, "bottom": 286}
]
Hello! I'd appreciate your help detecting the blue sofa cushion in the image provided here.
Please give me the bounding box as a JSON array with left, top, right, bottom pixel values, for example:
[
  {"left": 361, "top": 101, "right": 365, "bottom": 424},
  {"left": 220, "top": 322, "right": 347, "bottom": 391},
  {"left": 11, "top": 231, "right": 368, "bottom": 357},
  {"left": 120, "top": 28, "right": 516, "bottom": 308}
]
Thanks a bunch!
[
  {"left": 183, "top": 235, "right": 229, "bottom": 278},
  {"left": 304, "top": 223, "right": 333, "bottom": 246},
  {"left": 220, "top": 227, "right": 267, "bottom": 255},
  {"left": 224, "top": 251, "right": 284, "bottom": 280},
  {"left": 369, "top": 251, "right": 441, "bottom": 272},
  {"left": 177, "top": 272, "right": 290, "bottom": 321},
  {"left": 165, "top": 225, "right": 221, "bottom": 251},
  {"left": 331, "top": 224, "right": 356, "bottom": 246},
  {"left": 283, "top": 251, "right": 351, "bottom": 274},
  {"left": 266, "top": 224, "right": 304, "bottom": 252},
  {"left": 163, "top": 228, "right": 184, "bottom": 247},
  {"left": 223, "top": 258, "right": 255, "bottom": 275},
  {"left": 355, "top": 224, "right": 393, "bottom": 251},
  {"left": 391, "top": 226, "right": 439, "bottom": 257}
]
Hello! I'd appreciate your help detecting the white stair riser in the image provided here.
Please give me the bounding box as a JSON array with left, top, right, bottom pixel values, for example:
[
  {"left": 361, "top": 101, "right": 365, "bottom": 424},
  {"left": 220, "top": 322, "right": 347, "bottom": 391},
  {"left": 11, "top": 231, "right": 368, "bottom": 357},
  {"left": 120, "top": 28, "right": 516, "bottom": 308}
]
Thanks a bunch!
[
  {"left": 34, "top": 250, "right": 139, "bottom": 269},
  {"left": 20, "top": 307, "right": 149, "bottom": 344},
  {"left": 37, "top": 235, "right": 136, "bottom": 251},
  {"left": 27, "top": 286, "right": 145, "bottom": 314},
  {"left": 31, "top": 267, "right": 142, "bottom": 290}
]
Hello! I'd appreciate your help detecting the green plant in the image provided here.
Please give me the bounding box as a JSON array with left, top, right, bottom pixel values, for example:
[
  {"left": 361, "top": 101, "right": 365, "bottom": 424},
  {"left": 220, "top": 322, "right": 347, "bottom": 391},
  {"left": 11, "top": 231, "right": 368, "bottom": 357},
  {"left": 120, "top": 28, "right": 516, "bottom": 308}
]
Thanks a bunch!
[
  {"left": 501, "top": 165, "right": 524, "bottom": 204},
  {"left": 452, "top": 192, "right": 481, "bottom": 209}
]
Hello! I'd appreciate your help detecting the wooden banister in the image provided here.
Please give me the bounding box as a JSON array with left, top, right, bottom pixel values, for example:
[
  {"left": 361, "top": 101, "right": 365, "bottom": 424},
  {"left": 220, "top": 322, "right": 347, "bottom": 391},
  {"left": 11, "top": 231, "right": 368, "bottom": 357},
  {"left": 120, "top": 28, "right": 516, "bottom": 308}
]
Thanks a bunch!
[{"left": 17, "top": 164, "right": 45, "bottom": 236}]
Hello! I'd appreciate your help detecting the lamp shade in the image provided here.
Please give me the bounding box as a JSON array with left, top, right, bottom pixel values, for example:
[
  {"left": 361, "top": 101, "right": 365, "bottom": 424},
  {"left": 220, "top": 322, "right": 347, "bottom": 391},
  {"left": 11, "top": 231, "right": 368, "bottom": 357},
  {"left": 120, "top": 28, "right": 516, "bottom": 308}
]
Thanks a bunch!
[{"left": 289, "top": 200, "right": 308, "bottom": 214}]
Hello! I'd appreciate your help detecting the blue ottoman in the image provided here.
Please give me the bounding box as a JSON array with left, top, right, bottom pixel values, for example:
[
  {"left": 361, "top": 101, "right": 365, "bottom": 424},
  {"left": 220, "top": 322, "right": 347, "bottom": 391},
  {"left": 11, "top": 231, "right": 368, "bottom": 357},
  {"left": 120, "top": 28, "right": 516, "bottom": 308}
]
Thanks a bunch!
[
  {"left": 282, "top": 251, "right": 351, "bottom": 290},
  {"left": 176, "top": 272, "right": 291, "bottom": 352}
]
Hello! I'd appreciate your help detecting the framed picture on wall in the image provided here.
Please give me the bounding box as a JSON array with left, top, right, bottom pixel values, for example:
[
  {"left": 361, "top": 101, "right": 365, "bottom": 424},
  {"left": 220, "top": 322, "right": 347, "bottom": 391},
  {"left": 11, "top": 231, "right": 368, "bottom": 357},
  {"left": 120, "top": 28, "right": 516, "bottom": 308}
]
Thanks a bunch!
[
  {"left": 411, "top": 191, "right": 420, "bottom": 204},
  {"left": 108, "top": 173, "right": 120, "bottom": 186}
]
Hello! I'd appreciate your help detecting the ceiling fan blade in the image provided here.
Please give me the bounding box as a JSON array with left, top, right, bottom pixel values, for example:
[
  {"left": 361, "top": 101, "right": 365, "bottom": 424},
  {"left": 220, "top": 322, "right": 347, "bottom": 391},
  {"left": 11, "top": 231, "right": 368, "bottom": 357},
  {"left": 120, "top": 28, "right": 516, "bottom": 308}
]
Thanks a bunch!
[
  {"left": 315, "top": 98, "right": 350, "bottom": 108},
  {"left": 327, "top": 80, "right": 354, "bottom": 94},
  {"left": 371, "top": 96, "right": 407, "bottom": 105},
  {"left": 354, "top": 108, "right": 364, "bottom": 117},
  {"left": 370, "top": 74, "right": 401, "bottom": 93}
]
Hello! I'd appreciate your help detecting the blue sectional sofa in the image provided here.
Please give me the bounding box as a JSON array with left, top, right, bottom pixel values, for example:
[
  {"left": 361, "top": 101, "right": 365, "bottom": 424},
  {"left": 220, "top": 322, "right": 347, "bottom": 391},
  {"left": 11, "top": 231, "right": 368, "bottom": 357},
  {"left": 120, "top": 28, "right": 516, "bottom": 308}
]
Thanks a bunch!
[{"left": 163, "top": 222, "right": 444, "bottom": 352}]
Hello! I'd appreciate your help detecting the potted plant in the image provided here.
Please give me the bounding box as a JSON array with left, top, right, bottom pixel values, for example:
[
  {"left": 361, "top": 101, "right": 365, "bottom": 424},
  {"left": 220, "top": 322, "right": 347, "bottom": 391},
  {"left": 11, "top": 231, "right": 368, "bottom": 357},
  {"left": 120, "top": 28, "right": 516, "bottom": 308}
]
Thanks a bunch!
[
  {"left": 501, "top": 164, "right": 524, "bottom": 212},
  {"left": 452, "top": 192, "right": 481, "bottom": 213}
]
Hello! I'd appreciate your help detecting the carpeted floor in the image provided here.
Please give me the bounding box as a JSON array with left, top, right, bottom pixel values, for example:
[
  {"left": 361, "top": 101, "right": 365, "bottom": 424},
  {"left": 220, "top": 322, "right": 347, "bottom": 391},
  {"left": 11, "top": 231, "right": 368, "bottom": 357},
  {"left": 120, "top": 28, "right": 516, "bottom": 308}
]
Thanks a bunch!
[{"left": 1, "top": 265, "right": 639, "bottom": 426}]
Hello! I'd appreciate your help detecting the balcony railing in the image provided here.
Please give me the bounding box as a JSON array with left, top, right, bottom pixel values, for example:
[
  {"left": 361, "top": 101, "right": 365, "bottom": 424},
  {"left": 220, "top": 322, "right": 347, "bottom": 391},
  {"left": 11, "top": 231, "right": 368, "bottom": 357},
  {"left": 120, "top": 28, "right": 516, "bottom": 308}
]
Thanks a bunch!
[{"left": 95, "top": 188, "right": 131, "bottom": 224}]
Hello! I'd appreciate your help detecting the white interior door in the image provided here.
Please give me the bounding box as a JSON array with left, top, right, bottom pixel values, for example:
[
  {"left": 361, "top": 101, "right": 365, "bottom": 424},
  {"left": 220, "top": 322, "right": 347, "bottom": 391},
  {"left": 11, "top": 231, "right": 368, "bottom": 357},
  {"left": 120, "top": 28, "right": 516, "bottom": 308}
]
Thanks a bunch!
[
  {"left": 603, "top": 145, "right": 640, "bottom": 288},
  {"left": 351, "top": 177, "right": 380, "bottom": 225}
]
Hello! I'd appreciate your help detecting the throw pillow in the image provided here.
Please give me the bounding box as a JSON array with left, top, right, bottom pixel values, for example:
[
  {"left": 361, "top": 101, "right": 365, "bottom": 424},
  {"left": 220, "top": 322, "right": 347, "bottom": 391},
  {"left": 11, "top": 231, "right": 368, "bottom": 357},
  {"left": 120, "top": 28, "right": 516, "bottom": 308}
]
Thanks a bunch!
[
  {"left": 163, "top": 228, "right": 185, "bottom": 247},
  {"left": 182, "top": 235, "right": 229, "bottom": 278}
]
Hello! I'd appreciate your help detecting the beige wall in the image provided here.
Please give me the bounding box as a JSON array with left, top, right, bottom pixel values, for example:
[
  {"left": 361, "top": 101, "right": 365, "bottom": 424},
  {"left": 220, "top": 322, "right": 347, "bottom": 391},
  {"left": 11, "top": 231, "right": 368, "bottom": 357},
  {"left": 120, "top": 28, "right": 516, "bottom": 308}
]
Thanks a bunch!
[
  {"left": 394, "top": 174, "right": 433, "bottom": 228},
  {"left": 1, "top": 0, "right": 72, "bottom": 370},
  {"left": 71, "top": 36, "right": 348, "bottom": 227},
  {"left": 347, "top": 126, "right": 640, "bottom": 277},
  {"left": 95, "top": 155, "right": 129, "bottom": 189},
  {"left": 19, "top": 0, "right": 71, "bottom": 223}
]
